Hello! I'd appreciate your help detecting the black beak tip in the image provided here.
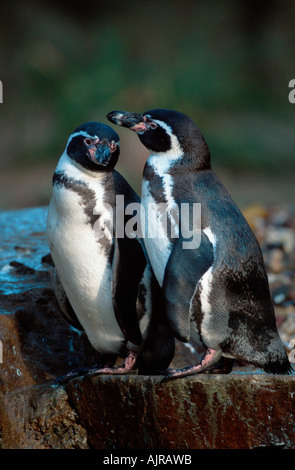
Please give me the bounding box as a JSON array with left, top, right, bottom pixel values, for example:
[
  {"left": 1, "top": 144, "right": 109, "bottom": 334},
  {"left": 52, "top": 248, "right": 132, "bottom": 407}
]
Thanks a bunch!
[
  {"left": 106, "top": 111, "right": 119, "bottom": 124},
  {"left": 106, "top": 110, "right": 145, "bottom": 130}
]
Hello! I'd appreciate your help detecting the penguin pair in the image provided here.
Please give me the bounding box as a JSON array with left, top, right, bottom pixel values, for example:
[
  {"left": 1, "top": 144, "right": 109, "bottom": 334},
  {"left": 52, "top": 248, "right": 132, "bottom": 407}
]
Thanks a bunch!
[
  {"left": 107, "top": 108, "right": 292, "bottom": 378},
  {"left": 46, "top": 121, "right": 175, "bottom": 380}
]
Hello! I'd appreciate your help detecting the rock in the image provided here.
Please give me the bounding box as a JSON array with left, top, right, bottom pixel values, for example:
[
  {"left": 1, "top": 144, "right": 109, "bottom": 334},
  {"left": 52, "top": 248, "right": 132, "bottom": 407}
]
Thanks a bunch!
[
  {"left": 0, "top": 206, "right": 295, "bottom": 449},
  {"left": 0, "top": 383, "right": 89, "bottom": 449},
  {"left": 265, "top": 227, "right": 295, "bottom": 254},
  {"left": 265, "top": 248, "right": 287, "bottom": 274},
  {"left": 279, "top": 312, "right": 295, "bottom": 349},
  {"left": 2, "top": 373, "right": 295, "bottom": 450},
  {"left": 64, "top": 374, "right": 295, "bottom": 449}
]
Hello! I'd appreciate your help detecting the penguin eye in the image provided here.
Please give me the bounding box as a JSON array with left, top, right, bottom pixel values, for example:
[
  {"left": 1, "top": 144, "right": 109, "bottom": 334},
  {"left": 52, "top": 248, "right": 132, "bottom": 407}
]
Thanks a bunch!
[
  {"left": 84, "top": 137, "right": 101, "bottom": 147},
  {"left": 143, "top": 116, "right": 157, "bottom": 130},
  {"left": 84, "top": 138, "right": 92, "bottom": 146}
]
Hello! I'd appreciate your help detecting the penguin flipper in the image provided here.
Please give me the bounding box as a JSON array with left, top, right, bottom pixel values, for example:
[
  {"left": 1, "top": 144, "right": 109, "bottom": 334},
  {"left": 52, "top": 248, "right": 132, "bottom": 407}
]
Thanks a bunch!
[
  {"left": 112, "top": 235, "right": 146, "bottom": 346},
  {"left": 52, "top": 268, "right": 84, "bottom": 331},
  {"left": 163, "top": 232, "right": 214, "bottom": 342}
]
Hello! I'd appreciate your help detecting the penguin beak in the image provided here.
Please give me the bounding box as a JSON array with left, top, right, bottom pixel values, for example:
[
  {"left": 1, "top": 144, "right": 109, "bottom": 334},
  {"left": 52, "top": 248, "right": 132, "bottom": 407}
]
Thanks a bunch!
[
  {"left": 107, "top": 111, "right": 157, "bottom": 134},
  {"left": 91, "top": 145, "right": 112, "bottom": 166},
  {"left": 85, "top": 138, "right": 117, "bottom": 166}
]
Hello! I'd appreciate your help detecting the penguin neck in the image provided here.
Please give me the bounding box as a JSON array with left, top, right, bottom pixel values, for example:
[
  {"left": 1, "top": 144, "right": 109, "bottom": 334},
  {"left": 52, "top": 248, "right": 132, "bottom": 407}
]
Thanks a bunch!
[
  {"left": 145, "top": 125, "right": 211, "bottom": 172},
  {"left": 147, "top": 151, "right": 182, "bottom": 175},
  {"left": 146, "top": 148, "right": 211, "bottom": 175},
  {"left": 56, "top": 151, "right": 111, "bottom": 181}
]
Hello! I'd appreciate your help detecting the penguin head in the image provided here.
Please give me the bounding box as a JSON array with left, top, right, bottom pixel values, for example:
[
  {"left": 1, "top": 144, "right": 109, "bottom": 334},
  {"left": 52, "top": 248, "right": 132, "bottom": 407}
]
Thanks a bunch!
[
  {"left": 107, "top": 109, "right": 210, "bottom": 169},
  {"left": 66, "top": 121, "right": 120, "bottom": 172}
]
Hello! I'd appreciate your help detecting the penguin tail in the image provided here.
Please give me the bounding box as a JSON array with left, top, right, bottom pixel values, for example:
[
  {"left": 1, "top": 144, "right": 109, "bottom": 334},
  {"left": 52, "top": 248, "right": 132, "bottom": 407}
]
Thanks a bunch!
[
  {"left": 261, "top": 357, "right": 294, "bottom": 375},
  {"left": 260, "top": 335, "right": 294, "bottom": 375},
  {"left": 252, "top": 337, "right": 294, "bottom": 375},
  {"left": 228, "top": 331, "right": 293, "bottom": 375}
]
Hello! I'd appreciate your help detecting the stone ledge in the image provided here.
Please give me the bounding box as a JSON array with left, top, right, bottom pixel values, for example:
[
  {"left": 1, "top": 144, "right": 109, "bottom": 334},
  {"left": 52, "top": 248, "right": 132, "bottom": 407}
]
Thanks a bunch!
[
  {"left": 1, "top": 374, "right": 295, "bottom": 449},
  {"left": 66, "top": 374, "right": 295, "bottom": 449}
]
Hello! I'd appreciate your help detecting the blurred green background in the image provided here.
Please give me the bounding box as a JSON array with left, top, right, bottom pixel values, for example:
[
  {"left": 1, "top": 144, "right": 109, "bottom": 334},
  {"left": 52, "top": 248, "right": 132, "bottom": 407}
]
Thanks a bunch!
[{"left": 0, "top": 0, "right": 294, "bottom": 210}]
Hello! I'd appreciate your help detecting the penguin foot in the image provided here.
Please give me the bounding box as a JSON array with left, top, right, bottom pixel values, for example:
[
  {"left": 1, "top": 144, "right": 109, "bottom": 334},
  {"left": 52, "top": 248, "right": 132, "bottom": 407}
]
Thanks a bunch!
[
  {"left": 54, "top": 352, "right": 139, "bottom": 384},
  {"left": 54, "top": 368, "right": 88, "bottom": 385},
  {"left": 82, "top": 350, "right": 138, "bottom": 377},
  {"left": 160, "top": 348, "right": 222, "bottom": 382},
  {"left": 54, "top": 354, "right": 117, "bottom": 384},
  {"left": 203, "top": 356, "right": 233, "bottom": 374}
]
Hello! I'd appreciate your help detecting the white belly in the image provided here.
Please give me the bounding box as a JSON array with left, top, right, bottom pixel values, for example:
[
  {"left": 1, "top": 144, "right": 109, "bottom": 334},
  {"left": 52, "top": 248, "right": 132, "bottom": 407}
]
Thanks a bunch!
[
  {"left": 47, "top": 186, "right": 125, "bottom": 354},
  {"left": 142, "top": 154, "right": 181, "bottom": 287},
  {"left": 141, "top": 180, "right": 175, "bottom": 287}
]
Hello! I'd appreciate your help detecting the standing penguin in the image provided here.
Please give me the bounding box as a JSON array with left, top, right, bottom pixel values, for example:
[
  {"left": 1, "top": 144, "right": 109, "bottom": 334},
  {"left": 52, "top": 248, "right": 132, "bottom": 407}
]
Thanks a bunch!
[
  {"left": 46, "top": 121, "right": 175, "bottom": 379},
  {"left": 107, "top": 109, "right": 292, "bottom": 377}
]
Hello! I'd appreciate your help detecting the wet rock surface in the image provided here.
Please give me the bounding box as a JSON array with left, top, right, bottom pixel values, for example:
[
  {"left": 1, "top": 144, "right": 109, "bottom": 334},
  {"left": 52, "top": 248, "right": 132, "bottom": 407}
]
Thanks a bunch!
[
  {"left": 65, "top": 374, "right": 295, "bottom": 449},
  {"left": 0, "top": 206, "right": 295, "bottom": 449},
  {"left": 1, "top": 383, "right": 88, "bottom": 449}
]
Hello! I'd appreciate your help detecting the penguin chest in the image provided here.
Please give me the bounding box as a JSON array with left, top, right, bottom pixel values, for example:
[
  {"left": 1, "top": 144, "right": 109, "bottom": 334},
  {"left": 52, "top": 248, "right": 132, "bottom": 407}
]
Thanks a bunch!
[
  {"left": 46, "top": 183, "right": 125, "bottom": 354},
  {"left": 141, "top": 155, "right": 182, "bottom": 286},
  {"left": 141, "top": 172, "right": 179, "bottom": 287}
]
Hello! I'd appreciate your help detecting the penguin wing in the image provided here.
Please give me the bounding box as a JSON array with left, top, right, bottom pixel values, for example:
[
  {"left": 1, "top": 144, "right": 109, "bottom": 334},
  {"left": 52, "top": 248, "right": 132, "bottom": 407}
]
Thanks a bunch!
[
  {"left": 52, "top": 267, "right": 84, "bottom": 331},
  {"left": 162, "top": 232, "right": 214, "bottom": 342},
  {"left": 112, "top": 234, "right": 146, "bottom": 346}
]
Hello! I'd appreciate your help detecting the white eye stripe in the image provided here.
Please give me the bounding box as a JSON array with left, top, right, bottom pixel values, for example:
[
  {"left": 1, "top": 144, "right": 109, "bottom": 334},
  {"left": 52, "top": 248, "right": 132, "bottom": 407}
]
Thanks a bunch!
[
  {"left": 66, "top": 131, "right": 119, "bottom": 149},
  {"left": 152, "top": 119, "right": 173, "bottom": 135},
  {"left": 66, "top": 131, "right": 98, "bottom": 148}
]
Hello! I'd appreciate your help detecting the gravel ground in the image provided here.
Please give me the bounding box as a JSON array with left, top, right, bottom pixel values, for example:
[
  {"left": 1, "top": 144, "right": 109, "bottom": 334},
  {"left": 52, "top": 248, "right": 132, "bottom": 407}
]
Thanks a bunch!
[{"left": 243, "top": 204, "right": 295, "bottom": 360}]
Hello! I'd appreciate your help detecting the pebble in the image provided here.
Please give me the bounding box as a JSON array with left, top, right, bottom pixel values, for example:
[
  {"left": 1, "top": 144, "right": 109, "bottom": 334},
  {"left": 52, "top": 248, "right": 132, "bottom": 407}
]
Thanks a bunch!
[
  {"left": 265, "top": 227, "right": 295, "bottom": 254},
  {"left": 245, "top": 205, "right": 295, "bottom": 346}
]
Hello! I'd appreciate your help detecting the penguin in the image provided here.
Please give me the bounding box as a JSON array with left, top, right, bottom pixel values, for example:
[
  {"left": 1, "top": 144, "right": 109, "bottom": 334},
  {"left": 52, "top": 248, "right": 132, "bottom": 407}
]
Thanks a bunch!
[
  {"left": 107, "top": 109, "right": 292, "bottom": 378},
  {"left": 46, "top": 121, "right": 175, "bottom": 380}
]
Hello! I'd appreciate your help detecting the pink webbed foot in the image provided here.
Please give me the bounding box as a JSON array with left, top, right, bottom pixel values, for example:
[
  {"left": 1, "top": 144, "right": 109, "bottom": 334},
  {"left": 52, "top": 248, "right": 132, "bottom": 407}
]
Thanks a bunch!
[
  {"left": 55, "top": 351, "right": 137, "bottom": 385},
  {"left": 90, "top": 350, "right": 138, "bottom": 376},
  {"left": 161, "top": 348, "right": 223, "bottom": 382}
]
